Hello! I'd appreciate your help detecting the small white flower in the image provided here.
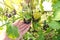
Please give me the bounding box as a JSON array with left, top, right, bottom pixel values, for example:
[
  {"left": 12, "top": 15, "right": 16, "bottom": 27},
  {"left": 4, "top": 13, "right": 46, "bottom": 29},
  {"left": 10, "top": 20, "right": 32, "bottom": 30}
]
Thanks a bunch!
[{"left": 42, "top": 1, "right": 52, "bottom": 11}]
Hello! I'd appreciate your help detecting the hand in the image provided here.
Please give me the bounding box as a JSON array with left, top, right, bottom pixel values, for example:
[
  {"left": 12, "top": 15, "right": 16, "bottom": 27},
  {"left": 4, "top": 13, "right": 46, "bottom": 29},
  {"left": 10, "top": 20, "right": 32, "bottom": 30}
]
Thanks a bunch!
[{"left": 4, "top": 20, "right": 31, "bottom": 40}]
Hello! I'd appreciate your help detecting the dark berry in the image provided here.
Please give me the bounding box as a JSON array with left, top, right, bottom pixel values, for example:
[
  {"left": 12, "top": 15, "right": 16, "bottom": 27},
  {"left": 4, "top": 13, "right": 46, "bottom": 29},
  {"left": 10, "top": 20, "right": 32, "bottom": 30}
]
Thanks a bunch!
[
  {"left": 12, "top": 9, "right": 16, "bottom": 15},
  {"left": 32, "top": 30, "right": 37, "bottom": 33},
  {"left": 7, "top": 14, "right": 12, "bottom": 18},
  {"left": 43, "top": 24, "right": 49, "bottom": 30},
  {"left": 24, "top": 18, "right": 31, "bottom": 24},
  {"left": 43, "top": 20, "right": 49, "bottom": 30}
]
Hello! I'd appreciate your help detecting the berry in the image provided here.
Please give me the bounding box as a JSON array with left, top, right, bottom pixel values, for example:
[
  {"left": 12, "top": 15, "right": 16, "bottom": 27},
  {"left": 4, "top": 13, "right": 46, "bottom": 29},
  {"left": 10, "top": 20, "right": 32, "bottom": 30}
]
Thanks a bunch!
[
  {"left": 7, "top": 14, "right": 12, "bottom": 18},
  {"left": 24, "top": 18, "right": 31, "bottom": 24},
  {"left": 13, "top": 9, "right": 16, "bottom": 15}
]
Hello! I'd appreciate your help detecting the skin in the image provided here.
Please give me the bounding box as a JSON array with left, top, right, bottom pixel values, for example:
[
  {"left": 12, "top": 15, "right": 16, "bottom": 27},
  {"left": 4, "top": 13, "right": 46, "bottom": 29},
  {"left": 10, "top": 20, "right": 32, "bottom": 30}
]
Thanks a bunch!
[{"left": 4, "top": 20, "right": 31, "bottom": 40}]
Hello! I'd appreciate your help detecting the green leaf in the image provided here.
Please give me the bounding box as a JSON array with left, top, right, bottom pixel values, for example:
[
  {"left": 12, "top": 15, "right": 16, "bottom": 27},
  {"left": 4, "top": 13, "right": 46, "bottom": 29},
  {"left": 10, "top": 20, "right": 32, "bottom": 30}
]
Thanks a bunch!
[
  {"left": 53, "top": 9, "right": 60, "bottom": 21},
  {"left": 56, "top": 29, "right": 60, "bottom": 34},
  {"left": 33, "top": 22, "right": 40, "bottom": 30},
  {"left": 0, "top": 7, "right": 3, "bottom": 12},
  {"left": 52, "top": 35, "right": 60, "bottom": 40},
  {"left": 0, "top": 27, "right": 3, "bottom": 30},
  {"left": 24, "top": 32, "right": 35, "bottom": 40},
  {"left": 6, "top": 23, "right": 19, "bottom": 39},
  {"left": 53, "top": 1, "right": 60, "bottom": 10},
  {"left": 37, "top": 30, "right": 44, "bottom": 40},
  {"left": 23, "top": 11, "right": 32, "bottom": 20},
  {"left": 53, "top": 1, "right": 60, "bottom": 21},
  {"left": 48, "top": 21, "right": 60, "bottom": 29},
  {"left": 4, "top": 0, "right": 13, "bottom": 9}
]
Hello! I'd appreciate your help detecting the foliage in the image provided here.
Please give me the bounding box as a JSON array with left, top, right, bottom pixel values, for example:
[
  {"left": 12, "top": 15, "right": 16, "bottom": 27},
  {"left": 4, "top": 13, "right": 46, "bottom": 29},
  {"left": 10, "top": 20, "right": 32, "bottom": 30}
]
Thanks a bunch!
[
  {"left": 6, "top": 23, "right": 19, "bottom": 39},
  {"left": 0, "top": 0, "right": 60, "bottom": 40}
]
